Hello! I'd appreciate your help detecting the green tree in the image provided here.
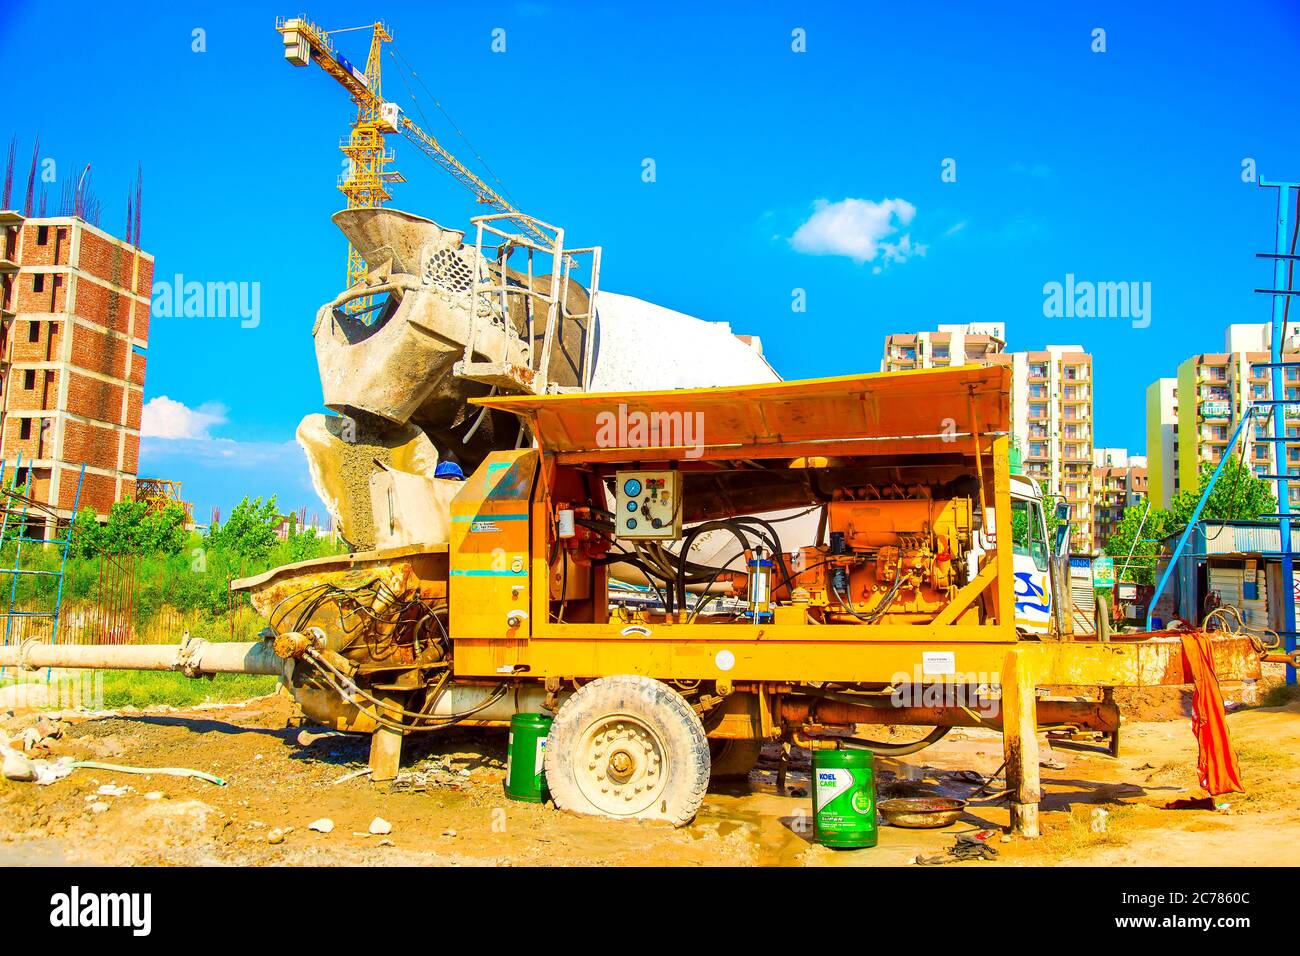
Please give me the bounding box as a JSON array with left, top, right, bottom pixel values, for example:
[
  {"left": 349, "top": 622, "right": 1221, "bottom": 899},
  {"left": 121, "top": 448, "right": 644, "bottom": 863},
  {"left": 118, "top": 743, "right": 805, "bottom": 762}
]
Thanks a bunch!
[
  {"left": 1038, "top": 479, "right": 1064, "bottom": 543},
  {"left": 1102, "top": 457, "right": 1276, "bottom": 585},
  {"left": 206, "top": 496, "right": 281, "bottom": 561},
  {"left": 68, "top": 500, "right": 187, "bottom": 557},
  {"left": 1103, "top": 500, "right": 1169, "bottom": 585},
  {"left": 1166, "top": 456, "right": 1276, "bottom": 528}
]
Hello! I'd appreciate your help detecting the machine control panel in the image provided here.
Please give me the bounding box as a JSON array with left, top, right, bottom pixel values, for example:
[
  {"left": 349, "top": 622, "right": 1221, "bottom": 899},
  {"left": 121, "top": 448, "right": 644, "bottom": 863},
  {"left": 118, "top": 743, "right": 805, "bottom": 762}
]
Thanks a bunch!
[{"left": 614, "top": 470, "right": 682, "bottom": 540}]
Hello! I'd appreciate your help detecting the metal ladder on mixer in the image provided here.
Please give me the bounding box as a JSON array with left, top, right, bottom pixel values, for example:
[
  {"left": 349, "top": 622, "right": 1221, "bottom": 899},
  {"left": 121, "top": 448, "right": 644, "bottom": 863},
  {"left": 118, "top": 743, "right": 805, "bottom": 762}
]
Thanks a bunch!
[{"left": 454, "top": 211, "right": 601, "bottom": 396}]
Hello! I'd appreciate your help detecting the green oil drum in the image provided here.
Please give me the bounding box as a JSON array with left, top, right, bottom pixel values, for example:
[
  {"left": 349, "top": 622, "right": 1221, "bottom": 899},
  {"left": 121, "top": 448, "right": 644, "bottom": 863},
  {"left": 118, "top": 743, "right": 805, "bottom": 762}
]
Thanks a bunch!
[
  {"left": 504, "top": 712, "right": 552, "bottom": 803},
  {"left": 812, "top": 749, "right": 877, "bottom": 848}
]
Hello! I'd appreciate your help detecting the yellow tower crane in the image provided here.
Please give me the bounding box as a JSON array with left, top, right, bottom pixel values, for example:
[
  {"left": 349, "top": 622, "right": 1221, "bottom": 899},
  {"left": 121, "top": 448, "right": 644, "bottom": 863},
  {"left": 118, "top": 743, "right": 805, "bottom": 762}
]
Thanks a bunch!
[{"left": 276, "top": 16, "right": 551, "bottom": 312}]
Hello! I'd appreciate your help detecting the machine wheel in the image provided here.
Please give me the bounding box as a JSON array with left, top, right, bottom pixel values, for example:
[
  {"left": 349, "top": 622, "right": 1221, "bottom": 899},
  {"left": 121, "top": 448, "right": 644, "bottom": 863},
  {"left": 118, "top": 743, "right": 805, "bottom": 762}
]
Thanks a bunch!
[
  {"left": 545, "top": 675, "right": 710, "bottom": 827},
  {"left": 708, "top": 738, "right": 763, "bottom": 779}
]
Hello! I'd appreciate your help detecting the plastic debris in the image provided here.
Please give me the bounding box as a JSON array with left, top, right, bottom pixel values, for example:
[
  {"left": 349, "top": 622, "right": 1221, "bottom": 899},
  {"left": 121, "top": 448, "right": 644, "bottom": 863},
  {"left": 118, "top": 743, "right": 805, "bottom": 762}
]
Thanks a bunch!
[
  {"left": 332, "top": 767, "right": 372, "bottom": 786},
  {"left": 916, "top": 830, "right": 1000, "bottom": 865},
  {"left": 26, "top": 756, "right": 75, "bottom": 785},
  {"left": 70, "top": 761, "right": 226, "bottom": 786}
]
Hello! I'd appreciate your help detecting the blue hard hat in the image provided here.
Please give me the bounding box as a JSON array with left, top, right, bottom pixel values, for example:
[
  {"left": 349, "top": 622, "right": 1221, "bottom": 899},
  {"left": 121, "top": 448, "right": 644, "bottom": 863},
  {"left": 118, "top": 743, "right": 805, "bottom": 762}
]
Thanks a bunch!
[{"left": 435, "top": 461, "right": 465, "bottom": 480}]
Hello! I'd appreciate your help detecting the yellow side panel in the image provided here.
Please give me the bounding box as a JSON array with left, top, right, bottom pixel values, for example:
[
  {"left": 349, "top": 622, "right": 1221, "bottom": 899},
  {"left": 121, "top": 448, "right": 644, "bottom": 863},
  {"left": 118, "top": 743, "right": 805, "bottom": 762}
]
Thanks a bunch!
[{"left": 449, "top": 451, "right": 538, "bottom": 672}]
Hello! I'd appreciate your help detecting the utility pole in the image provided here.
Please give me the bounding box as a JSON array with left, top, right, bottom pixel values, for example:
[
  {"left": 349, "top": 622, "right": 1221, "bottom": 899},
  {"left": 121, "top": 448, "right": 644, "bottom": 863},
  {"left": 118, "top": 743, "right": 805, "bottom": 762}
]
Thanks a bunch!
[{"left": 1257, "top": 179, "right": 1300, "bottom": 685}]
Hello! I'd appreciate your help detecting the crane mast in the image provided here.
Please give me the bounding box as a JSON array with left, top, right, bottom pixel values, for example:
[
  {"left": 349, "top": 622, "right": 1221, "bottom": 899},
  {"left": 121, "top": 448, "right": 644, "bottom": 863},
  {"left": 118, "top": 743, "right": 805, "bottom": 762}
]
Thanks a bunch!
[{"left": 275, "top": 16, "right": 552, "bottom": 310}]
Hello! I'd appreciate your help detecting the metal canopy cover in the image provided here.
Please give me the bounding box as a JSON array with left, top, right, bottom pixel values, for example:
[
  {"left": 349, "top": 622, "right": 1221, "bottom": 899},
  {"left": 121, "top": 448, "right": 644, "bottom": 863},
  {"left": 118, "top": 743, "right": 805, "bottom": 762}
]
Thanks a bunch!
[{"left": 473, "top": 366, "right": 1010, "bottom": 460}]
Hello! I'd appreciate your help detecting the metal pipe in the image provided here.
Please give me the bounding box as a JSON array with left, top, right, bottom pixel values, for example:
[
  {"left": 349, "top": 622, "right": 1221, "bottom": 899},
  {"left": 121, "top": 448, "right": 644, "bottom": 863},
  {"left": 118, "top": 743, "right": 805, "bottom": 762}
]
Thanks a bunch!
[
  {"left": 967, "top": 388, "right": 991, "bottom": 535},
  {"left": 0, "top": 638, "right": 285, "bottom": 676},
  {"left": 421, "top": 683, "right": 563, "bottom": 723},
  {"left": 780, "top": 696, "right": 1118, "bottom": 733}
]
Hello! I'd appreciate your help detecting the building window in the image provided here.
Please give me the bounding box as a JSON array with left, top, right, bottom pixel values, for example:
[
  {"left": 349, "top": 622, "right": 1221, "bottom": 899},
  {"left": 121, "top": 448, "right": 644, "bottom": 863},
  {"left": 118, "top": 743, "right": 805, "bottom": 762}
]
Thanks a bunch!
[
  {"left": 19, "top": 419, "right": 31, "bottom": 440},
  {"left": 36, "top": 226, "right": 49, "bottom": 245},
  {"left": 22, "top": 369, "right": 34, "bottom": 390},
  {"left": 33, "top": 274, "right": 45, "bottom": 293},
  {"left": 27, "top": 321, "right": 38, "bottom": 343}
]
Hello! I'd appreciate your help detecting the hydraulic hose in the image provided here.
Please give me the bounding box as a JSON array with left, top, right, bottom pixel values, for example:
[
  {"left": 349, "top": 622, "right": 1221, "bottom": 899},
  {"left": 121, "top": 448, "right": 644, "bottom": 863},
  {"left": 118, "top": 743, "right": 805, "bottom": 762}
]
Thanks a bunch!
[
  {"left": 675, "top": 520, "right": 756, "bottom": 612},
  {"left": 838, "top": 725, "right": 952, "bottom": 756}
]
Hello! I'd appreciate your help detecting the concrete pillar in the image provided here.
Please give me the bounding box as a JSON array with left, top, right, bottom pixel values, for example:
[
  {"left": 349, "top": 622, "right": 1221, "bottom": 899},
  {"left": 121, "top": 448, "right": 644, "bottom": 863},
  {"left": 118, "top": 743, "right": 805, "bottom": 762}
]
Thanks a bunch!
[{"left": 1002, "top": 649, "right": 1041, "bottom": 837}]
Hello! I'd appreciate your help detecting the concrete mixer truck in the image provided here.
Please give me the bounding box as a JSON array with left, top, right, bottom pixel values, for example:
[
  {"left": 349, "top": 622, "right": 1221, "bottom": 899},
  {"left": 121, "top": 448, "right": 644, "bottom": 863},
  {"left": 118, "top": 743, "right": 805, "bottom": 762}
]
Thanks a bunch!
[{"left": 0, "top": 209, "right": 1272, "bottom": 835}]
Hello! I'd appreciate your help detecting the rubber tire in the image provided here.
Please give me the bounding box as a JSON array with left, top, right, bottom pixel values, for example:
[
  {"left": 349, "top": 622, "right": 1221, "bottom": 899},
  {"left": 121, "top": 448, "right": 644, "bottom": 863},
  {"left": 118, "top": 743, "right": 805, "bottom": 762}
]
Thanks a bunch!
[
  {"left": 545, "top": 675, "right": 710, "bottom": 827},
  {"left": 708, "top": 738, "right": 763, "bottom": 779}
]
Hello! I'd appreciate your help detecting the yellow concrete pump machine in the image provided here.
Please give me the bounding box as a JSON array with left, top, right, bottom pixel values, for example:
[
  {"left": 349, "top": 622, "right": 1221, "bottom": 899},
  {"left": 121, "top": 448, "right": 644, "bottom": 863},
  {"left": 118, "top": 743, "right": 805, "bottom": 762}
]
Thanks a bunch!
[{"left": 0, "top": 366, "right": 1266, "bottom": 833}]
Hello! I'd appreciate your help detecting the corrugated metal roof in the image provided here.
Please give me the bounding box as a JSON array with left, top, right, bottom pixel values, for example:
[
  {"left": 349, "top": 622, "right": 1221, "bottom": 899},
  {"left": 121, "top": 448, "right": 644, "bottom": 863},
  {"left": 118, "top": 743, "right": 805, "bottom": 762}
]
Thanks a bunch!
[{"left": 1200, "top": 521, "right": 1300, "bottom": 556}]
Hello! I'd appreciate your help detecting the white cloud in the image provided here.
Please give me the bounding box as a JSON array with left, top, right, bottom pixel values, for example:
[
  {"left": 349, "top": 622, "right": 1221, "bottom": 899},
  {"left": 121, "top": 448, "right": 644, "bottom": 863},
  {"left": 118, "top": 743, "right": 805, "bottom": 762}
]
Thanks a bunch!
[
  {"left": 137, "top": 396, "right": 316, "bottom": 520},
  {"left": 790, "top": 197, "right": 926, "bottom": 267},
  {"left": 944, "top": 220, "right": 968, "bottom": 237},
  {"left": 141, "top": 396, "right": 228, "bottom": 439}
]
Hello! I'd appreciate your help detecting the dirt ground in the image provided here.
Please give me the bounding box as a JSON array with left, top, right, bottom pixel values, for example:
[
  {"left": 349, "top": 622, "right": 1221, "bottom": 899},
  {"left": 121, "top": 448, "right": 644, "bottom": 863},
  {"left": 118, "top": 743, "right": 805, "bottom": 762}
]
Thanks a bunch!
[{"left": 2, "top": 681, "right": 1298, "bottom": 867}]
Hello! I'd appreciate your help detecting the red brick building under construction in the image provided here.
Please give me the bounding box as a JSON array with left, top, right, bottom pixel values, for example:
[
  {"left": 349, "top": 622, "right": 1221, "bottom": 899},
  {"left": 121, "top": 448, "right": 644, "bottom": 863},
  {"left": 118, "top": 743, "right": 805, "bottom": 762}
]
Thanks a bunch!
[{"left": 0, "top": 210, "right": 151, "bottom": 538}]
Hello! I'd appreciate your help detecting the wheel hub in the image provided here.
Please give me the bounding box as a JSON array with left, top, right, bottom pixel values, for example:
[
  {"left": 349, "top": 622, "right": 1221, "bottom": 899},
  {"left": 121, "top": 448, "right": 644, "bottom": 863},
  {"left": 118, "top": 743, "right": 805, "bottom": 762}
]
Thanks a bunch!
[{"left": 576, "top": 716, "right": 667, "bottom": 815}]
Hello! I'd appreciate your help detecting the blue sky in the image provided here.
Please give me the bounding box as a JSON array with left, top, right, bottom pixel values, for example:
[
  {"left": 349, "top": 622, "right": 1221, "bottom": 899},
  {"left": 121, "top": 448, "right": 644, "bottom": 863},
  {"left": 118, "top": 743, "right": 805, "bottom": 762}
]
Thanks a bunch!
[{"left": 4, "top": 0, "right": 1300, "bottom": 521}]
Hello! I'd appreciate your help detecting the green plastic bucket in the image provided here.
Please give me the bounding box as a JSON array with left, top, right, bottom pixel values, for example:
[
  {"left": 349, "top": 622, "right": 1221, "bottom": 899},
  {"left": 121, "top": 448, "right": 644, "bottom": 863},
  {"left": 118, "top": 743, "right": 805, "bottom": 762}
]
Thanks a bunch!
[
  {"left": 504, "top": 712, "right": 552, "bottom": 803},
  {"left": 812, "top": 749, "right": 877, "bottom": 848}
]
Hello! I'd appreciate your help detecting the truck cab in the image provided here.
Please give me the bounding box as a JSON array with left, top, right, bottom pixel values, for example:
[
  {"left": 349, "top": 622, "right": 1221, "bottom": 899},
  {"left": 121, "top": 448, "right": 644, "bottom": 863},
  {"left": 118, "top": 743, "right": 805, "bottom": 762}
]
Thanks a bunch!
[{"left": 1009, "top": 473, "right": 1056, "bottom": 636}]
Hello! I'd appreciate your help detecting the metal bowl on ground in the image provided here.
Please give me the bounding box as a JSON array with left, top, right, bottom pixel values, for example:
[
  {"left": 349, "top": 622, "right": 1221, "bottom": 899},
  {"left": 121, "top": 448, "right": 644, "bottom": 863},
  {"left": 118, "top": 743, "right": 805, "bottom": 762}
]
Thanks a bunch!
[{"left": 878, "top": 797, "right": 967, "bottom": 828}]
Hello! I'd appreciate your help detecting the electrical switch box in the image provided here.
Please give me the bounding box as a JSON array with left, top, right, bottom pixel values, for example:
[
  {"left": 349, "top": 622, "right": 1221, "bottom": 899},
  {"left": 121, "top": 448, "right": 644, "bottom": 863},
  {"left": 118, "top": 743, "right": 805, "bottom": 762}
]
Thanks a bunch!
[{"left": 614, "top": 471, "right": 682, "bottom": 540}]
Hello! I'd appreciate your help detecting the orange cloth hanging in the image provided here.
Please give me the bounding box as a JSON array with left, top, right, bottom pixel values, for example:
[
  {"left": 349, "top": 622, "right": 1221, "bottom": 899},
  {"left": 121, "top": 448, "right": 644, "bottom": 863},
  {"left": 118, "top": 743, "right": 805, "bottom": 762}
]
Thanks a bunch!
[{"left": 1178, "top": 631, "right": 1244, "bottom": 796}]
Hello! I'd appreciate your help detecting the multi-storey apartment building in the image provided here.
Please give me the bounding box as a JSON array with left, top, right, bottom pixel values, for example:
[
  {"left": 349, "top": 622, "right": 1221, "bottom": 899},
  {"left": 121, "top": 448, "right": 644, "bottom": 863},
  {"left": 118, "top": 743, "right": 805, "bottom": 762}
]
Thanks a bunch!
[
  {"left": 1092, "top": 447, "right": 1147, "bottom": 546},
  {"left": 0, "top": 211, "right": 151, "bottom": 538},
  {"left": 1145, "top": 378, "right": 1179, "bottom": 508},
  {"left": 882, "top": 325, "right": 1096, "bottom": 552},
  {"left": 880, "top": 323, "right": 1007, "bottom": 370},
  {"left": 1145, "top": 323, "right": 1300, "bottom": 511}
]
